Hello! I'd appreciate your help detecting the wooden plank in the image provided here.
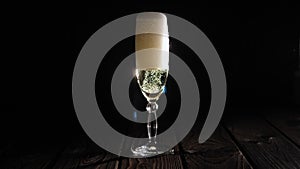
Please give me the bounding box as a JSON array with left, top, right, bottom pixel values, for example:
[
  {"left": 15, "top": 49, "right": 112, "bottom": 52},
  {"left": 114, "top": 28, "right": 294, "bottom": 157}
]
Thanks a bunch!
[
  {"left": 181, "top": 126, "right": 252, "bottom": 169},
  {"left": 18, "top": 150, "right": 60, "bottom": 169},
  {"left": 0, "top": 142, "right": 64, "bottom": 169},
  {"left": 119, "top": 146, "right": 183, "bottom": 169},
  {"left": 119, "top": 119, "right": 183, "bottom": 169},
  {"left": 224, "top": 115, "right": 300, "bottom": 169},
  {"left": 52, "top": 135, "right": 119, "bottom": 169},
  {"left": 263, "top": 110, "right": 300, "bottom": 146}
]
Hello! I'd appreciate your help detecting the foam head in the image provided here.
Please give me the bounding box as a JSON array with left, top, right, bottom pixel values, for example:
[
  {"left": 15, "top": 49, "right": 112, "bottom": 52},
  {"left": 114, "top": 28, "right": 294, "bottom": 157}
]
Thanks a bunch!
[{"left": 135, "top": 12, "right": 169, "bottom": 70}]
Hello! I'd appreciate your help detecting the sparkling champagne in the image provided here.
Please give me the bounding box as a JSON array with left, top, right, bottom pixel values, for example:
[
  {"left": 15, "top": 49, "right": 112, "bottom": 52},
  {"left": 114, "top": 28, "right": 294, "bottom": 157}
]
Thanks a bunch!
[
  {"left": 132, "top": 12, "right": 170, "bottom": 156},
  {"left": 136, "top": 68, "right": 168, "bottom": 101}
]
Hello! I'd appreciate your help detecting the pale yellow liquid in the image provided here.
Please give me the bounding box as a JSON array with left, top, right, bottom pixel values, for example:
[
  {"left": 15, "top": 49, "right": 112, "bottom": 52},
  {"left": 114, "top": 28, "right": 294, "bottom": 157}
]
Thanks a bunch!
[{"left": 136, "top": 68, "right": 168, "bottom": 102}]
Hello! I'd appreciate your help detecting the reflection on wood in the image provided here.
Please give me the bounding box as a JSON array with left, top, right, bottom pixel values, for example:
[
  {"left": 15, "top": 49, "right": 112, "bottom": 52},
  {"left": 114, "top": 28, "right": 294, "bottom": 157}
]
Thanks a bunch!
[
  {"left": 225, "top": 115, "right": 300, "bottom": 169},
  {"left": 181, "top": 126, "right": 252, "bottom": 169}
]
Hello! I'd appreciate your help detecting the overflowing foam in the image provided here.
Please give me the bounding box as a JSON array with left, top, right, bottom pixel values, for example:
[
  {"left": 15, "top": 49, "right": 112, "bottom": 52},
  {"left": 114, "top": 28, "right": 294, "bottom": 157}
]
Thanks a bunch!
[{"left": 136, "top": 12, "right": 169, "bottom": 70}]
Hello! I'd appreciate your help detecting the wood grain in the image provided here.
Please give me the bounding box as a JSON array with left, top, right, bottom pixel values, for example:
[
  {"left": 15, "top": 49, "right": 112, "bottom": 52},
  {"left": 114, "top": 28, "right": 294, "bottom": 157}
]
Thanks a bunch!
[
  {"left": 1, "top": 112, "right": 299, "bottom": 168},
  {"left": 264, "top": 110, "right": 300, "bottom": 146},
  {"left": 181, "top": 126, "right": 252, "bottom": 169},
  {"left": 0, "top": 142, "right": 63, "bottom": 169},
  {"left": 119, "top": 146, "right": 183, "bottom": 169},
  {"left": 224, "top": 115, "right": 300, "bottom": 169},
  {"left": 52, "top": 135, "right": 118, "bottom": 169}
]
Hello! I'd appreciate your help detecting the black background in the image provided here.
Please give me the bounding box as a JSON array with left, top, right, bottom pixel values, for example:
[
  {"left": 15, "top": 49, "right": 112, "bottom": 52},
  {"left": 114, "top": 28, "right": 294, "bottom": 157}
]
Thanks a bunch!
[{"left": 1, "top": 5, "right": 299, "bottom": 148}]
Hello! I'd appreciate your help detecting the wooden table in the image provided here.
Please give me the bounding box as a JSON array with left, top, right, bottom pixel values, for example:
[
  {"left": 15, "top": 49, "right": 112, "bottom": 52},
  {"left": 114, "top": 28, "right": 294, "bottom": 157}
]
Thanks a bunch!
[{"left": 1, "top": 110, "right": 299, "bottom": 169}]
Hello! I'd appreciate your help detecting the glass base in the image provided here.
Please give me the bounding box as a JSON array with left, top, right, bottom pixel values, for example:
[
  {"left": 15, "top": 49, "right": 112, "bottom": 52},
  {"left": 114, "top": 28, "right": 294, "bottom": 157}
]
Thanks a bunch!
[{"left": 131, "top": 142, "right": 174, "bottom": 157}]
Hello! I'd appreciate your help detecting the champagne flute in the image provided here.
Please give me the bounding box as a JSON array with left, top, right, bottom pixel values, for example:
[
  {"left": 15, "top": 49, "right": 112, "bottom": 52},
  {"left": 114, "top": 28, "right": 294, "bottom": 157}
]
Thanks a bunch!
[{"left": 132, "top": 12, "right": 169, "bottom": 156}]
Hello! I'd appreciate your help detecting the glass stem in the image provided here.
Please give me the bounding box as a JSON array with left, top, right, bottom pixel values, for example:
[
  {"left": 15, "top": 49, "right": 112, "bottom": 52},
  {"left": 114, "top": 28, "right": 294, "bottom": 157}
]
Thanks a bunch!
[{"left": 146, "top": 102, "right": 158, "bottom": 144}]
